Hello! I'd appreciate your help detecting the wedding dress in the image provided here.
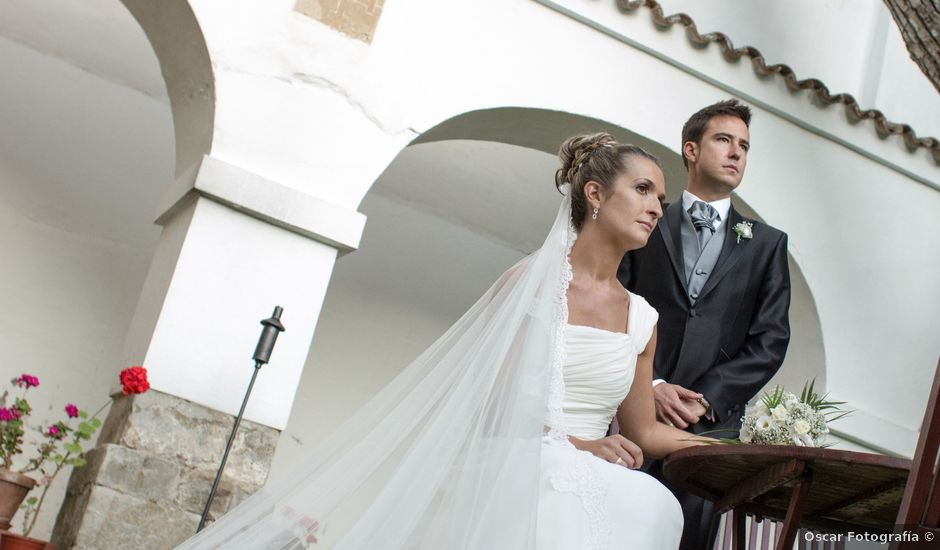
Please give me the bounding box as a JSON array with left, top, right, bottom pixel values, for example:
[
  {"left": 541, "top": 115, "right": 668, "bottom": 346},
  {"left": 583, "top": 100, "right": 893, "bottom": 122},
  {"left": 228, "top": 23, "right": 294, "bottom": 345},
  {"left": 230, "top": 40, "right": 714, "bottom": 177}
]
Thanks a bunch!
[
  {"left": 177, "top": 187, "right": 682, "bottom": 549},
  {"left": 537, "top": 296, "right": 682, "bottom": 550}
]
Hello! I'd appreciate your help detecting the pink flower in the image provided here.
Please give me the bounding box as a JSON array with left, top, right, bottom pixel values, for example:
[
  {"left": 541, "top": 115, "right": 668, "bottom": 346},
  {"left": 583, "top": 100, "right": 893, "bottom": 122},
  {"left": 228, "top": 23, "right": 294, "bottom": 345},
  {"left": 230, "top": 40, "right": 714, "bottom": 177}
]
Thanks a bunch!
[
  {"left": 47, "top": 425, "right": 60, "bottom": 438},
  {"left": 65, "top": 404, "right": 79, "bottom": 418},
  {"left": 14, "top": 374, "right": 39, "bottom": 388},
  {"left": 0, "top": 408, "right": 14, "bottom": 422}
]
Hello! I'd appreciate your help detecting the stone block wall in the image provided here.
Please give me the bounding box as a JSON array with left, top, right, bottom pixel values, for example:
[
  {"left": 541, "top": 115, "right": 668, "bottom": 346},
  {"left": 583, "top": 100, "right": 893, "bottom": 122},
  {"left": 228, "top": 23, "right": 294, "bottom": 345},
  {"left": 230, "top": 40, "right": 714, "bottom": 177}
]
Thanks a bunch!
[
  {"left": 295, "top": 0, "right": 385, "bottom": 43},
  {"left": 51, "top": 390, "right": 279, "bottom": 549}
]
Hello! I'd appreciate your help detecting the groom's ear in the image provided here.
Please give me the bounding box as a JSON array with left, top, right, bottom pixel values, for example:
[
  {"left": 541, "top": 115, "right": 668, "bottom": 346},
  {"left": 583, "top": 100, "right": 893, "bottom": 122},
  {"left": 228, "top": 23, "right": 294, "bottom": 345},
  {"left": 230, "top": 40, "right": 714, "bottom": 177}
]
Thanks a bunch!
[{"left": 682, "top": 141, "right": 698, "bottom": 166}]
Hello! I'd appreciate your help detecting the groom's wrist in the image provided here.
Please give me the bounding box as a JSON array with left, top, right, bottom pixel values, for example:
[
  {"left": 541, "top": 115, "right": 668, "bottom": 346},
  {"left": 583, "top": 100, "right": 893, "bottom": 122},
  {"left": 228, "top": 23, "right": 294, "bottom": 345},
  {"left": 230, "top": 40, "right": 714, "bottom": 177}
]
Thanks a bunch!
[{"left": 697, "top": 396, "right": 716, "bottom": 421}]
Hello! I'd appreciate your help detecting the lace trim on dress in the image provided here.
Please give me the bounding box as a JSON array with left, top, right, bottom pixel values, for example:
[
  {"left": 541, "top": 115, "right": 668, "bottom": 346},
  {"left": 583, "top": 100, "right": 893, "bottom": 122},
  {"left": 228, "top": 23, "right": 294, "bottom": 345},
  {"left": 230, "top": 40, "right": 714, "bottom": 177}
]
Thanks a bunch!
[
  {"left": 548, "top": 451, "right": 611, "bottom": 550},
  {"left": 544, "top": 220, "right": 577, "bottom": 446},
  {"left": 543, "top": 218, "right": 612, "bottom": 550}
]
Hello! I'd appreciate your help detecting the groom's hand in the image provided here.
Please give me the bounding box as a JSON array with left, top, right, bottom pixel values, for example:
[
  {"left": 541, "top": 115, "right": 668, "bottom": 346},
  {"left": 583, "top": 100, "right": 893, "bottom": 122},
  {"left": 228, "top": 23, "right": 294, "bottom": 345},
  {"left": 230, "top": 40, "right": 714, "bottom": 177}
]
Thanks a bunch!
[
  {"left": 653, "top": 383, "right": 704, "bottom": 429},
  {"left": 569, "top": 435, "right": 643, "bottom": 469}
]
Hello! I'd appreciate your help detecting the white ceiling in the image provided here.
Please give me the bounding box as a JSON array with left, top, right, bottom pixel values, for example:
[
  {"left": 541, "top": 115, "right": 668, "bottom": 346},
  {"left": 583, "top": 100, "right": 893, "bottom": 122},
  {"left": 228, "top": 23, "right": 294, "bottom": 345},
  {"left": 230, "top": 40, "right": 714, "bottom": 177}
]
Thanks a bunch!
[{"left": 0, "top": 0, "right": 167, "bottom": 100}]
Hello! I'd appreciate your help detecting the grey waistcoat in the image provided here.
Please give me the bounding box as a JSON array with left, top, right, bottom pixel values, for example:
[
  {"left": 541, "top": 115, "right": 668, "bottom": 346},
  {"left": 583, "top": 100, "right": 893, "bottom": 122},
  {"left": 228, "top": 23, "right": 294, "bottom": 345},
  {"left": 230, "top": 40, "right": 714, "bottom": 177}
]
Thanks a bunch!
[{"left": 681, "top": 207, "right": 727, "bottom": 305}]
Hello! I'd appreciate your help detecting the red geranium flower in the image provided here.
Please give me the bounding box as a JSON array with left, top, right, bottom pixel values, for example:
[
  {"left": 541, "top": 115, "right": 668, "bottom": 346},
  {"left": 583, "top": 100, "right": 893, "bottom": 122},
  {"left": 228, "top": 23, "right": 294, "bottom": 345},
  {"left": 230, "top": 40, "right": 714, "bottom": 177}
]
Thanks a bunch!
[
  {"left": 14, "top": 374, "right": 39, "bottom": 389},
  {"left": 65, "top": 403, "right": 79, "bottom": 418},
  {"left": 119, "top": 366, "right": 150, "bottom": 395}
]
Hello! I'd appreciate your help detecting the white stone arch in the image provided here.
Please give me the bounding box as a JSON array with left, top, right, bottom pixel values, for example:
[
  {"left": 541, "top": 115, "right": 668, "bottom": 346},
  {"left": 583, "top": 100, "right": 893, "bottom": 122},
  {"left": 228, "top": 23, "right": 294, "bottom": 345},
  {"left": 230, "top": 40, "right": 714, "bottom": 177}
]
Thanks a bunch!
[
  {"left": 272, "top": 106, "right": 826, "bottom": 472},
  {"left": 119, "top": 0, "right": 215, "bottom": 177}
]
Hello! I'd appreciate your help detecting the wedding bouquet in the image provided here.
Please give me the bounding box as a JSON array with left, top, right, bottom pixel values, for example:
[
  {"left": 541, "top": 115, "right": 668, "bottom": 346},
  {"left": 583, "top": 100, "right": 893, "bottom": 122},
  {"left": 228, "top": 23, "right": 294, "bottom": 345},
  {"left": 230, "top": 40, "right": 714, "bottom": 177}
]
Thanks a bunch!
[{"left": 736, "top": 380, "right": 848, "bottom": 447}]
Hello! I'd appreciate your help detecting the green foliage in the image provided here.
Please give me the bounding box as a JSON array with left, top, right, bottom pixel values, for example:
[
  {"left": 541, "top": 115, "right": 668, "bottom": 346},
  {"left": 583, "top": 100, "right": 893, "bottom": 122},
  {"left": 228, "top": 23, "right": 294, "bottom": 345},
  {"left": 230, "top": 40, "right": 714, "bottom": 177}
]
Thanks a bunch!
[
  {"left": 761, "top": 385, "right": 786, "bottom": 410},
  {"left": 799, "top": 379, "right": 850, "bottom": 419},
  {"left": 0, "top": 379, "right": 112, "bottom": 536}
]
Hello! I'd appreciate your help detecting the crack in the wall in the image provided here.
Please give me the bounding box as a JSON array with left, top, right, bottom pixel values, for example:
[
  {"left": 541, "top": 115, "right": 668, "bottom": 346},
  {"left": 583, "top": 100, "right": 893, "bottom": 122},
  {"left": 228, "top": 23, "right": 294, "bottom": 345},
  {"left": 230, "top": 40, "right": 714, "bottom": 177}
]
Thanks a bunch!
[
  {"left": 212, "top": 64, "right": 419, "bottom": 138},
  {"left": 291, "top": 72, "right": 419, "bottom": 138}
]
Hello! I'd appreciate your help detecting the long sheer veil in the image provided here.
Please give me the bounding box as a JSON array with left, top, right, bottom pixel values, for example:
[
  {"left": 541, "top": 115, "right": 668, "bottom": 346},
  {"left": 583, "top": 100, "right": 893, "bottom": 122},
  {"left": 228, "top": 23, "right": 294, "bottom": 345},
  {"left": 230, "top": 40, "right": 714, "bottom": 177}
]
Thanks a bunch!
[{"left": 177, "top": 189, "right": 577, "bottom": 549}]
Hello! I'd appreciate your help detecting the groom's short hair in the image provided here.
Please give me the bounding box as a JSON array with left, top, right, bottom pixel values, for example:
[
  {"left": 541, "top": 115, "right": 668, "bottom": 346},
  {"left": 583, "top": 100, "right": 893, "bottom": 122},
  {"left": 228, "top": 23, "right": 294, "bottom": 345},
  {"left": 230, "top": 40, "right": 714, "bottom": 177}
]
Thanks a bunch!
[{"left": 681, "top": 99, "right": 752, "bottom": 168}]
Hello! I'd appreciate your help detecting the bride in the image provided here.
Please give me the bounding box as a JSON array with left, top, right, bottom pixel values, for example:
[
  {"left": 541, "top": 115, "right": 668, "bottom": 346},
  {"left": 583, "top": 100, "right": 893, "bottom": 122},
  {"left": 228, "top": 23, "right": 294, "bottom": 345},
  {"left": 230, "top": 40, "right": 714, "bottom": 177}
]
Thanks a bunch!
[{"left": 178, "top": 133, "right": 709, "bottom": 549}]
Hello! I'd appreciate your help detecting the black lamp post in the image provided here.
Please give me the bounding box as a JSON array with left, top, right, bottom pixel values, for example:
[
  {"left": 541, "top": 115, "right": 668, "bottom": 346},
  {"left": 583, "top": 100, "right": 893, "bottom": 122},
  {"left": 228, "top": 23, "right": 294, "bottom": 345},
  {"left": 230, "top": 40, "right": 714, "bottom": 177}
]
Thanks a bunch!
[{"left": 197, "top": 306, "right": 286, "bottom": 532}]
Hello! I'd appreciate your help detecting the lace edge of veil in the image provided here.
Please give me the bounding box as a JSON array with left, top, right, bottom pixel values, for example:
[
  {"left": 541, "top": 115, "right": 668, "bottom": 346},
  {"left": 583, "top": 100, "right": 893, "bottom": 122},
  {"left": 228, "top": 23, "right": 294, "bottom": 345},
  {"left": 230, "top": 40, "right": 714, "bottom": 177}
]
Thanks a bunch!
[{"left": 544, "top": 218, "right": 577, "bottom": 446}]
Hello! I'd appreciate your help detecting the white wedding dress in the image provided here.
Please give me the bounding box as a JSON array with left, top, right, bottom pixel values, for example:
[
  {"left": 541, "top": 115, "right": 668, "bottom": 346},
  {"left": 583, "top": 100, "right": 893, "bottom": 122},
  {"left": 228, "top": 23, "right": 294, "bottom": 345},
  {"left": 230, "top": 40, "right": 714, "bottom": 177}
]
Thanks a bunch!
[{"left": 537, "top": 292, "right": 683, "bottom": 550}]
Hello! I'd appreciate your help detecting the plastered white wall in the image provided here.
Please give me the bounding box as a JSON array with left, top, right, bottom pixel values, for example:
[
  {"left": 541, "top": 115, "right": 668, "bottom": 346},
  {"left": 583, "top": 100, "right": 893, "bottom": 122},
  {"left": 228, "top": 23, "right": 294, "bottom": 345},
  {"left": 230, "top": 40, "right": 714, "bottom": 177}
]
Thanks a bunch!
[
  {"left": 652, "top": 0, "right": 940, "bottom": 139},
  {"left": 0, "top": 29, "right": 172, "bottom": 538},
  {"left": 240, "top": 0, "right": 935, "bottom": 455}
]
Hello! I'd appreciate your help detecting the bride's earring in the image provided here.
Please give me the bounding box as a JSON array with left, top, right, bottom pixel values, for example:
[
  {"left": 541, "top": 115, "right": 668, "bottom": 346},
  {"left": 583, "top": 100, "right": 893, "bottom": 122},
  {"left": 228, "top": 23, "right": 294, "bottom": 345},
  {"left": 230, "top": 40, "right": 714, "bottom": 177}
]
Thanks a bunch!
[{"left": 592, "top": 207, "right": 599, "bottom": 220}]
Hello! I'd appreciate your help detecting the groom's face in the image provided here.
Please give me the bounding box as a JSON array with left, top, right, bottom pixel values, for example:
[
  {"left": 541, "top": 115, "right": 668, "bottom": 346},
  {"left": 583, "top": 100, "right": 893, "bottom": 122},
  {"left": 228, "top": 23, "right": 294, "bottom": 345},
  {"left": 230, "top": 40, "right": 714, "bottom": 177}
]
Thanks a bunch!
[{"left": 689, "top": 115, "right": 750, "bottom": 193}]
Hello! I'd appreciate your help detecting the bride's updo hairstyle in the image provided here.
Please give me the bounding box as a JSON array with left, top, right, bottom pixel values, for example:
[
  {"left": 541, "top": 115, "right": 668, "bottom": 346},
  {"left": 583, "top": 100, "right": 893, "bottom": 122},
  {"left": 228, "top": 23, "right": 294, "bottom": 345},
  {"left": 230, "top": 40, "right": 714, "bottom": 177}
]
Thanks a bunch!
[{"left": 555, "top": 132, "right": 660, "bottom": 231}]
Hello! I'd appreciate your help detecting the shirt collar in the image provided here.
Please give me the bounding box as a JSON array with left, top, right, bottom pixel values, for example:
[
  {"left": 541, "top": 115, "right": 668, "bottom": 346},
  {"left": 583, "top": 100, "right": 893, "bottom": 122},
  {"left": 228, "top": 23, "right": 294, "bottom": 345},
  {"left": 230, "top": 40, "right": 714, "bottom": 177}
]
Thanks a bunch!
[{"left": 682, "top": 190, "right": 732, "bottom": 228}]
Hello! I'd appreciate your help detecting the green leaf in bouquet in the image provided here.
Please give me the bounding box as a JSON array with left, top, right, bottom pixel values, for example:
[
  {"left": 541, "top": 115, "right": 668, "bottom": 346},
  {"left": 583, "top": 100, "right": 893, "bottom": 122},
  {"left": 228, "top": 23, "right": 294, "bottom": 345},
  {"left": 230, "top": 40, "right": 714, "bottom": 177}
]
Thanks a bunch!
[
  {"left": 78, "top": 410, "right": 89, "bottom": 419},
  {"left": 826, "top": 411, "right": 852, "bottom": 422},
  {"left": 53, "top": 454, "right": 64, "bottom": 464},
  {"left": 761, "top": 385, "right": 786, "bottom": 409},
  {"left": 699, "top": 438, "right": 746, "bottom": 445},
  {"left": 90, "top": 418, "right": 102, "bottom": 428},
  {"left": 26, "top": 496, "right": 38, "bottom": 505},
  {"left": 63, "top": 442, "right": 82, "bottom": 454},
  {"left": 69, "top": 457, "right": 87, "bottom": 467}
]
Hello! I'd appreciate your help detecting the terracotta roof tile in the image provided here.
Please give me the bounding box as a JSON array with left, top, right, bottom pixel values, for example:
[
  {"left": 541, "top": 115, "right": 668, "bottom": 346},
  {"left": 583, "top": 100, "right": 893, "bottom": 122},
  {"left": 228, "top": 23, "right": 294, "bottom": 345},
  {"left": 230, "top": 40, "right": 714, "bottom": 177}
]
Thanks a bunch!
[{"left": 618, "top": 0, "right": 940, "bottom": 163}]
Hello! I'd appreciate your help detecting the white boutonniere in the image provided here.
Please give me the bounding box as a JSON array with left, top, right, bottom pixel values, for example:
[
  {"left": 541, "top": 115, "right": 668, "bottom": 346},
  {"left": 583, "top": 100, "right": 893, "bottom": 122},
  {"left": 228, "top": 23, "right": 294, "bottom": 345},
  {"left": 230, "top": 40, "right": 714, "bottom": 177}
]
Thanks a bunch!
[{"left": 732, "top": 221, "right": 753, "bottom": 243}]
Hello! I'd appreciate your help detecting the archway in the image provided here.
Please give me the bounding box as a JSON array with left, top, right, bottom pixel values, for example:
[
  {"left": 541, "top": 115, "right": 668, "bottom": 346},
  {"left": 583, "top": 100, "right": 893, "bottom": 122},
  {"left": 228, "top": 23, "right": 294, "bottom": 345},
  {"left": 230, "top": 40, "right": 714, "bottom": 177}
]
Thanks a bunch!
[{"left": 271, "top": 107, "right": 826, "bottom": 474}]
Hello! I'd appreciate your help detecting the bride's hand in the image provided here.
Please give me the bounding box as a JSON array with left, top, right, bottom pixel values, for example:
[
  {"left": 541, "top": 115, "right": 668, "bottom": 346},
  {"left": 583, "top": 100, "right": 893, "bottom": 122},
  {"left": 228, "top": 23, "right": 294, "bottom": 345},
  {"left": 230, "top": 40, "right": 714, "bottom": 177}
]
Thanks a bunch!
[{"left": 569, "top": 435, "right": 643, "bottom": 469}]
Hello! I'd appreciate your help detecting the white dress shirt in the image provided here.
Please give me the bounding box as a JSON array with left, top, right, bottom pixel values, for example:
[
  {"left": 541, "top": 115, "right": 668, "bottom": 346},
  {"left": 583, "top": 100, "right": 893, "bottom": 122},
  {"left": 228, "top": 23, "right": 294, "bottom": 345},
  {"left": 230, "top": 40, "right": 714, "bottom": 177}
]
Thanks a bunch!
[{"left": 681, "top": 190, "right": 731, "bottom": 230}]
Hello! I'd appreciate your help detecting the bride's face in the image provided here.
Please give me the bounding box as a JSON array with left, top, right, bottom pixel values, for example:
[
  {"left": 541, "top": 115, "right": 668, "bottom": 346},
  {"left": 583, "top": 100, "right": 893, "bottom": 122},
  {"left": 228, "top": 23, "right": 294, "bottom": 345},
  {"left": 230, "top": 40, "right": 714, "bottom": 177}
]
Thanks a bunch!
[{"left": 598, "top": 157, "right": 665, "bottom": 249}]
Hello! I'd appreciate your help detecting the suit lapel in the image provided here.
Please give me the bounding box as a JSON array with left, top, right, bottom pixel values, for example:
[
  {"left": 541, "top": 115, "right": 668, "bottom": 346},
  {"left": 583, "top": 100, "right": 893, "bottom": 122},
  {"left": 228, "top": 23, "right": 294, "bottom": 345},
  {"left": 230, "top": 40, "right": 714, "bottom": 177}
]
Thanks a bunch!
[
  {"left": 658, "top": 201, "right": 689, "bottom": 296},
  {"left": 698, "top": 205, "right": 750, "bottom": 300}
]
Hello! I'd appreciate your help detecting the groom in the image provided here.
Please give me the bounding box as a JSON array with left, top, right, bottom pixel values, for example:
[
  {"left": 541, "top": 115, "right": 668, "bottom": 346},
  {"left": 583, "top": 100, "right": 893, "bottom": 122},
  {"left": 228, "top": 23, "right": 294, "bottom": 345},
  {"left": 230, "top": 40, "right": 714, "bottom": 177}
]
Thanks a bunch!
[{"left": 618, "top": 100, "right": 791, "bottom": 550}]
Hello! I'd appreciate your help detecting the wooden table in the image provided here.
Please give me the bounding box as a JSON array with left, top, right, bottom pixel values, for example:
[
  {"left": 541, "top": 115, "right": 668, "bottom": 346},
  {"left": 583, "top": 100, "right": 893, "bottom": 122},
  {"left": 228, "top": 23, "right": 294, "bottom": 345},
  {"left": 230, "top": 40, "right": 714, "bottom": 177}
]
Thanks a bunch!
[{"left": 663, "top": 445, "right": 912, "bottom": 550}]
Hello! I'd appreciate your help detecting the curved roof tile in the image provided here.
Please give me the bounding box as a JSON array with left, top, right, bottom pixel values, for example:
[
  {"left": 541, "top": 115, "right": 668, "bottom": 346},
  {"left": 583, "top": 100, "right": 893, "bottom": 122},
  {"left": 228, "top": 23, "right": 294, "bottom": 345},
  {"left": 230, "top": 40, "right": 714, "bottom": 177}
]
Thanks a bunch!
[{"left": 618, "top": 0, "right": 940, "bottom": 163}]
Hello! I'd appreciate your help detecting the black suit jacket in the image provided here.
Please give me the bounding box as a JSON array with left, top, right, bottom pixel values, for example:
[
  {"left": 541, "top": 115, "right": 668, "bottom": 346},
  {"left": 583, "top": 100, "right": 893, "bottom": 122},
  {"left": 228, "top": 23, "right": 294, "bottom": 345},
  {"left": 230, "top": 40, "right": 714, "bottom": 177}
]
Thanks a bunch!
[{"left": 618, "top": 200, "right": 791, "bottom": 429}]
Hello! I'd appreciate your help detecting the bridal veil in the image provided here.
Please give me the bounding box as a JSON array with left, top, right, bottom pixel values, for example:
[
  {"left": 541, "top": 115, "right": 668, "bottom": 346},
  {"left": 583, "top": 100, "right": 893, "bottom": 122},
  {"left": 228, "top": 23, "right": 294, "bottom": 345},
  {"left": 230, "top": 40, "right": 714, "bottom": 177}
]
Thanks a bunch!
[{"left": 177, "top": 189, "right": 577, "bottom": 549}]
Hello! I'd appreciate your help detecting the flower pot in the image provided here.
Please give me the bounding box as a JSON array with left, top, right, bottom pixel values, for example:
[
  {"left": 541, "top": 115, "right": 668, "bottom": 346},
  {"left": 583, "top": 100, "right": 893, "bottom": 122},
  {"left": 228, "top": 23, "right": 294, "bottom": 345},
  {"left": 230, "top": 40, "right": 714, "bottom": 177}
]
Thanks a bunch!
[
  {"left": 0, "top": 471, "right": 35, "bottom": 531},
  {"left": 0, "top": 531, "right": 54, "bottom": 550}
]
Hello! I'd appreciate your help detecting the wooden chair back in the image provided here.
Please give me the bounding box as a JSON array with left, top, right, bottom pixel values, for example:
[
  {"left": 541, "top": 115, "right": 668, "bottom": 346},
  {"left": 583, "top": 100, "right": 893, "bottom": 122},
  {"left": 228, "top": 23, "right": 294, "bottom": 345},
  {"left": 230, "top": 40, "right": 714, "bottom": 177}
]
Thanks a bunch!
[
  {"left": 893, "top": 359, "right": 940, "bottom": 548},
  {"left": 714, "top": 512, "right": 844, "bottom": 550}
]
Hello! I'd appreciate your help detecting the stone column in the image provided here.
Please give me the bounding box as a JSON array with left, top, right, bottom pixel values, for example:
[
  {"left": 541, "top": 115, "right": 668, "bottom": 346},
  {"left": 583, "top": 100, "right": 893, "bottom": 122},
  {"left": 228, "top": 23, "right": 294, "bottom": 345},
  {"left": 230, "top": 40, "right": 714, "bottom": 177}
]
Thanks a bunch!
[{"left": 51, "top": 155, "right": 366, "bottom": 549}]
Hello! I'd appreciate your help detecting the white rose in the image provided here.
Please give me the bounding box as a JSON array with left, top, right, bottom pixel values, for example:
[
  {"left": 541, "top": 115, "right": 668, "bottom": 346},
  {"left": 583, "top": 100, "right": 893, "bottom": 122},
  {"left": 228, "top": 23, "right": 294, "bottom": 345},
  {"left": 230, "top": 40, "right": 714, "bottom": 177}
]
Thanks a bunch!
[
  {"left": 793, "top": 419, "right": 811, "bottom": 435},
  {"left": 756, "top": 416, "right": 773, "bottom": 432},
  {"left": 771, "top": 404, "right": 788, "bottom": 422}
]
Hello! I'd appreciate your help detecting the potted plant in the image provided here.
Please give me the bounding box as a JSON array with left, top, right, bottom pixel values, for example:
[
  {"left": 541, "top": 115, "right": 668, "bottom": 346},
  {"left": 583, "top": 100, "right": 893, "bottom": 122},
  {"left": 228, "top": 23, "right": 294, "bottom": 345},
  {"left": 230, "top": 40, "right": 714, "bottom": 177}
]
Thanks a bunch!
[{"left": 0, "top": 367, "right": 150, "bottom": 549}]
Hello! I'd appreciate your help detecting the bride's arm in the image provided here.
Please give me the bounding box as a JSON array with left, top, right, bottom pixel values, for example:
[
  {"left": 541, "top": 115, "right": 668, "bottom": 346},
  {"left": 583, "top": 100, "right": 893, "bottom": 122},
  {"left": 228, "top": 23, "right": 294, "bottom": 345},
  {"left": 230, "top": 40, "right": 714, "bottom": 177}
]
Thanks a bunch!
[{"left": 616, "top": 326, "right": 712, "bottom": 460}]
